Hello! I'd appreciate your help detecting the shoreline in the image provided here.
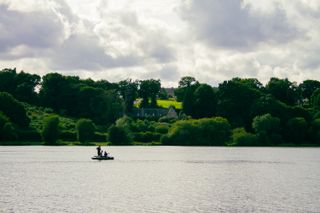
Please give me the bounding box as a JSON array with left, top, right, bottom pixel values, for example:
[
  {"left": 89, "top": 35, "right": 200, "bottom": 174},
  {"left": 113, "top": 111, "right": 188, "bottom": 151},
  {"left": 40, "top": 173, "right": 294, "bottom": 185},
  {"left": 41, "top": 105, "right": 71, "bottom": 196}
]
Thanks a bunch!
[{"left": 0, "top": 141, "right": 319, "bottom": 147}]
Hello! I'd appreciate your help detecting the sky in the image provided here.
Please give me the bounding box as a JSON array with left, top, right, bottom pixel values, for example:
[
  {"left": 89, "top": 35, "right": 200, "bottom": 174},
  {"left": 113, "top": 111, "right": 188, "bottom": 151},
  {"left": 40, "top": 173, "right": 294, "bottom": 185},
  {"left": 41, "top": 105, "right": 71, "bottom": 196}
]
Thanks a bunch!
[{"left": 0, "top": 0, "right": 319, "bottom": 87}]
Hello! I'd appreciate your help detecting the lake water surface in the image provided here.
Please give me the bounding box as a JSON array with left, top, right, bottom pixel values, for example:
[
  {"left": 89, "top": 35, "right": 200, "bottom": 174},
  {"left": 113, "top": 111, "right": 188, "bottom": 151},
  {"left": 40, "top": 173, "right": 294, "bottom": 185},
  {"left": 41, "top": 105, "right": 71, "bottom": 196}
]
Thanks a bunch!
[{"left": 0, "top": 146, "right": 320, "bottom": 212}]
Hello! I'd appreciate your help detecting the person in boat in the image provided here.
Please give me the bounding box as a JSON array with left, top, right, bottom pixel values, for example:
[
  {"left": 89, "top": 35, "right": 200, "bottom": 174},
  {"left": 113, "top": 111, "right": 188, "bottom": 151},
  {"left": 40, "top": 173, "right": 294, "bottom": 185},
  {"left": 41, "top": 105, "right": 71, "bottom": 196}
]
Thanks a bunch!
[
  {"left": 104, "top": 150, "right": 108, "bottom": 157},
  {"left": 96, "top": 146, "right": 102, "bottom": 156}
]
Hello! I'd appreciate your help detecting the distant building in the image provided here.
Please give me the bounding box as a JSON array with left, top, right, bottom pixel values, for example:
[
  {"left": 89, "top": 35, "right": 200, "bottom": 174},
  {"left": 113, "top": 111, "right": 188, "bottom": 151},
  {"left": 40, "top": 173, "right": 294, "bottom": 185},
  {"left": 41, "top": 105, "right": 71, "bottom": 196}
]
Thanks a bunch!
[
  {"left": 164, "top": 87, "right": 175, "bottom": 98},
  {"left": 130, "top": 106, "right": 178, "bottom": 118}
]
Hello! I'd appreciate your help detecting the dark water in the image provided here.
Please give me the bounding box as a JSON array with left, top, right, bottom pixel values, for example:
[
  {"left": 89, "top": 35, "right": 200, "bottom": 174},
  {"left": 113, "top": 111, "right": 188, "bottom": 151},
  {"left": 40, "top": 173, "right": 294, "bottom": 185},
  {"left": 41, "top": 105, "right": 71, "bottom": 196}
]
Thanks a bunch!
[{"left": 0, "top": 146, "right": 319, "bottom": 212}]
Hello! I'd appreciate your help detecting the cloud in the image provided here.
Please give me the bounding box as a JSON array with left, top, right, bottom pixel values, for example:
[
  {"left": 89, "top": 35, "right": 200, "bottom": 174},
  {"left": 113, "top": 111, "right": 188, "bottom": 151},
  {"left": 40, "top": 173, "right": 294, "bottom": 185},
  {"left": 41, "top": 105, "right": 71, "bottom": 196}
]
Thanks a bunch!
[
  {"left": 0, "top": 4, "right": 64, "bottom": 58},
  {"left": 0, "top": 0, "right": 320, "bottom": 87},
  {"left": 179, "top": 0, "right": 300, "bottom": 50}
]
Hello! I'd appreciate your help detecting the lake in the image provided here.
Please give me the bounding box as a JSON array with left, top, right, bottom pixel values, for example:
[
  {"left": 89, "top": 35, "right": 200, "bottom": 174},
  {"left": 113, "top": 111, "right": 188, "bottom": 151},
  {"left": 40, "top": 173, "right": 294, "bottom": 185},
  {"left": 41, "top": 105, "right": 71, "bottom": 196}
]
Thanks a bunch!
[{"left": 0, "top": 146, "right": 320, "bottom": 212}]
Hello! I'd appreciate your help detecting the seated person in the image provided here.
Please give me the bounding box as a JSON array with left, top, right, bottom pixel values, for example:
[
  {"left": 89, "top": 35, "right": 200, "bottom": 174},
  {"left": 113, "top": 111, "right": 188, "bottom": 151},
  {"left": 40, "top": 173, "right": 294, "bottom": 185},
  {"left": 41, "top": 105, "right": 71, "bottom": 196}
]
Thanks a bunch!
[{"left": 104, "top": 151, "right": 108, "bottom": 157}]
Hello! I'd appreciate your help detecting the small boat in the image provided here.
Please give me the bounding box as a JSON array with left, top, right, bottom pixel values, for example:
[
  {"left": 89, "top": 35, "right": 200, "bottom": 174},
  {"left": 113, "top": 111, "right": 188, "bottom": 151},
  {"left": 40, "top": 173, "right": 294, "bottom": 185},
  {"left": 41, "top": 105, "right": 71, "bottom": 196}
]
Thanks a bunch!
[{"left": 91, "top": 155, "right": 114, "bottom": 160}]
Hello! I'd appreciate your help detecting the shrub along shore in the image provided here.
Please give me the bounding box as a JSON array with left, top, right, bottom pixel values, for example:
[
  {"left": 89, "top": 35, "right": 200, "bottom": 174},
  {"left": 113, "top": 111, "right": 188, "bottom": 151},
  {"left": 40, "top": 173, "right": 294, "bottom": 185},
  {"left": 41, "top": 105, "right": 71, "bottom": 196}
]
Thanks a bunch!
[{"left": 0, "top": 68, "right": 319, "bottom": 146}]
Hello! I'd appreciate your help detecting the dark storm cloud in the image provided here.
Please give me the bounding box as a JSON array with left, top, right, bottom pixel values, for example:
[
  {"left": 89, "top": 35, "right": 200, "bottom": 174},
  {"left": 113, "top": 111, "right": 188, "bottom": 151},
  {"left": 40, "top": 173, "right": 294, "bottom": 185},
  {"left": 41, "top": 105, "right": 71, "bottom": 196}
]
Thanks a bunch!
[
  {"left": 0, "top": 4, "right": 64, "bottom": 56},
  {"left": 180, "top": 0, "right": 299, "bottom": 50}
]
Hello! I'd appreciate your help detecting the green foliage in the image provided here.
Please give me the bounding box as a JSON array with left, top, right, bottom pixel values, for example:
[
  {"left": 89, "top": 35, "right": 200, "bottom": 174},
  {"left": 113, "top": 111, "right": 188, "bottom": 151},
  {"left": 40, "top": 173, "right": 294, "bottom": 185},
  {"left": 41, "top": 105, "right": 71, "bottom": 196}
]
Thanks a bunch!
[
  {"left": 42, "top": 115, "right": 60, "bottom": 145},
  {"left": 0, "top": 92, "right": 30, "bottom": 127},
  {"left": 133, "top": 131, "right": 161, "bottom": 142},
  {"left": 2, "top": 122, "right": 18, "bottom": 141},
  {"left": 193, "top": 84, "right": 217, "bottom": 118},
  {"left": 158, "top": 88, "right": 169, "bottom": 100},
  {"left": 92, "top": 132, "right": 107, "bottom": 142},
  {"left": 0, "top": 111, "right": 9, "bottom": 129},
  {"left": 139, "top": 79, "right": 161, "bottom": 108},
  {"left": 76, "top": 119, "right": 95, "bottom": 144},
  {"left": 154, "top": 123, "right": 170, "bottom": 134},
  {"left": 162, "top": 117, "right": 231, "bottom": 146},
  {"left": 252, "top": 114, "right": 282, "bottom": 146},
  {"left": 311, "top": 88, "right": 320, "bottom": 110},
  {"left": 175, "top": 76, "right": 199, "bottom": 101},
  {"left": 130, "top": 119, "right": 155, "bottom": 132},
  {"left": 310, "top": 119, "right": 320, "bottom": 144},
  {"left": 250, "top": 95, "right": 291, "bottom": 126},
  {"left": 118, "top": 79, "right": 138, "bottom": 113},
  {"left": 218, "top": 78, "right": 261, "bottom": 128},
  {"left": 284, "top": 117, "right": 308, "bottom": 144},
  {"left": 17, "top": 129, "right": 42, "bottom": 142},
  {"left": 299, "top": 80, "right": 320, "bottom": 103},
  {"left": 0, "top": 68, "right": 40, "bottom": 105},
  {"left": 266, "top": 78, "right": 299, "bottom": 106},
  {"left": 116, "top": 116, "right": 134, "bottom": 130},
  {"left": 231, "top": 128, "right": 258, "bottom": 146},
  {"left": 108, "top": 125, "right": 132, "bottom": 145},
  {"left": 60, "top": 130, "right": 77, "bottom": 141},
  {"left": 182, "top": 87, "right": 195, "bottom": 116},
  {"left": 77, "top": 86, "right": 124, "bottom": 125}
]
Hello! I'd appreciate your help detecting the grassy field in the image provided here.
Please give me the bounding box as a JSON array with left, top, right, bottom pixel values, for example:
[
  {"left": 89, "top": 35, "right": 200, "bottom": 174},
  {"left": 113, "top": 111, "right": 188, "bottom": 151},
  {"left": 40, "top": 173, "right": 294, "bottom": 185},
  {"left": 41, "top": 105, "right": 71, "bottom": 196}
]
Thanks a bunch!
[
  {"left": 157, "top": 99, "right": 182, "bottom": 109},
  {"left": 134, "top": 98, "right": 182, "bottom": 109}
]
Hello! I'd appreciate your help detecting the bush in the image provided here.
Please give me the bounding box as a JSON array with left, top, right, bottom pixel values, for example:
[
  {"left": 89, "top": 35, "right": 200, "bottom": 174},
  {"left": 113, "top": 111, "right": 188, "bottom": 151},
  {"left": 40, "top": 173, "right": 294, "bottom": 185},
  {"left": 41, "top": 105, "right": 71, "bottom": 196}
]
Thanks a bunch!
[
  {"left": 154, "top": 123, "right": 170, "bottom": 134},
  {"left": 252, "top": 114, "right": 282, "bottom": 146},
  {"left": 2, "top": 122, "right": 18, "bottom": 141},
  {"left": 60, "top": 130, "right": 77, "bottom": 141},
  {"left": 17, "top": 129, "right": 42, "bottom": 141},
  {"left": 76, "top": 119, "right": 95, "bottom": 144},
  {"left": 108, "top": 125, "right": 132, "bottom": 145},
  {"left": 162, "top": 117, "right": 231, "bottom": 146},
  {"left": 93, "top": 132, "right": 107, "bottom": 142},
  {"left": 158, "top": 116, "right": 177, "bottom": 123},
  {"left": 0, "top": 92, "right": 30, "bottom": 127},
  {"left": 310, "top": 119, "right": 320, "bottom": 144},
  {"left": 133, "top": 131, "right": 161, "bottom": 142},
  {"left": 42, "top": 115, "right": 60, "bottom": 145},
  {"left": 284, "top": 117, "right": 308, "bottom": 144},
  {"left": 231, "top": 128, "right": 258, "bottom": 146}
]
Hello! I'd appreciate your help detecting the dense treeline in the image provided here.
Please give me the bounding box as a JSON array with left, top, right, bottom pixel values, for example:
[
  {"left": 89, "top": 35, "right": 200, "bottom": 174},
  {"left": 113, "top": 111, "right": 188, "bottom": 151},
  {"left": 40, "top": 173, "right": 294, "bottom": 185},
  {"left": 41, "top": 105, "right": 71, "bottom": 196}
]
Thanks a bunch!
[{"left": 0, "top": 68, "right": 319, "bottom": 146}]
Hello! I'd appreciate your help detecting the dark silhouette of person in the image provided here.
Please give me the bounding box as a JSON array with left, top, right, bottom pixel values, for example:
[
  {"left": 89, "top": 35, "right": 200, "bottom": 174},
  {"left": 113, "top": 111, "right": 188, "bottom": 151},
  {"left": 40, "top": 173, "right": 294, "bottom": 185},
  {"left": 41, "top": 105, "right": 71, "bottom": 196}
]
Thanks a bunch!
[
  {"left": 96, "top": 146, "right": 101, "bottom": 156},
  {"left": 104, "top": 150, "right": 108, "bottom": 157}
]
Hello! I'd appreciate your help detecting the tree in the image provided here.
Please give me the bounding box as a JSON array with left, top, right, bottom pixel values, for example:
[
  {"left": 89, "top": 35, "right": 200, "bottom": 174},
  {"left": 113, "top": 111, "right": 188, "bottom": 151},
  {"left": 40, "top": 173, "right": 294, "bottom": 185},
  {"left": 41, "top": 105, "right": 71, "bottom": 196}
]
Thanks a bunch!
[
  {"left": 108, "top": 125, "right": 132, "bottom": 145},
  {"left": 118, "top": 79, "right": 138, "bottom": 113},
  {"left": 2, "top": 122, "right": 18, "bottom": 141},
  {"left": 40, "top": 73, "right": 81, "bottom": 116},
  {"left": 138, "top": 79, "right": 161, "bottom": 108},
  {"left": 218, "top": 78, "right": 261, "bottom": 128},
  {"left": 284, "top": 117, "right": 308, "bottom": 144},
  {"left": 175, "top": 76, "right": 199, "bottom": 101},
  {"left": 77, "top": 86, "right": 124, "bottom": 125},
  {"left": 311, "top": 88, "right": 320, "bottom": 110},
  {"left": 182, "top": 87, "right": 195, "bottom": 116},
  {"left": 0, "top": 112, "right": 10, "bottom": 141},
  {"left": 0, "top": 68, "right": 40, "bottom": 105},
  {"left": 193, "top": 84, "right": 217, "bottom": 118},
  {"left": 0, "top": 92, "right": 30, "bottom": 127},
  {"left": 310, "top": 119, "right": 320, "bottom": 144},
  {"left": 298, "top": 80, "right": 320, "bottom": 103},
  {"left": 158, "top": 88, "right": 169, "bottom": 100},
  {"left": 266, "top": 78, "right": 299, "bottom": 105},
  {"left": 76, "top": 119, "right": 95, "bottom": 144},
  {"left": 252, "top": 114, "right": 282, "bottom": 145},
  {"left": 0, "top": 68, "right": 16, "bottom": 95},
  {"left": 15, "top": 71, "right": 41, "bottom": 104},
  {"left": 42, "top": 116, "right": 60, "bottom": 145},
  {"left": 250, "top": 94, "right": 291, "bottom": 125}
]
